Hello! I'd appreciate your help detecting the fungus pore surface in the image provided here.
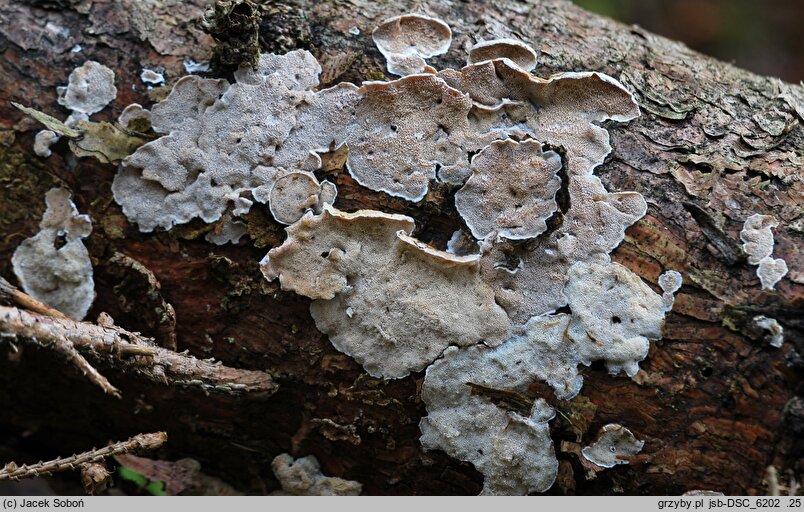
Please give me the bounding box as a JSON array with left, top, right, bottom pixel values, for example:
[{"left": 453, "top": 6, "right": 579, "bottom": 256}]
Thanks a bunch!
[
  {"left": 11, "top": 188, "right": 95, "bottom": 320},
  {"left": 89, "top": 12, "right": 667, "bottom": 494}
]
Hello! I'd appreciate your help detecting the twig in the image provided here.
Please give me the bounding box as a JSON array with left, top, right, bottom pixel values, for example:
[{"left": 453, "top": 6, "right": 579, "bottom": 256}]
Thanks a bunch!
[
  {"left": 0, "top": 276, "right": 69, "bottom": 320},
  {"left": 0, "top": 305, "right": 277, "bottom": 395},
  {"left": 0, "top": 278, "right": 121, "bottom": 397},
  {"left": 0, "top": 432, "right": 167, "bottom": 481}
]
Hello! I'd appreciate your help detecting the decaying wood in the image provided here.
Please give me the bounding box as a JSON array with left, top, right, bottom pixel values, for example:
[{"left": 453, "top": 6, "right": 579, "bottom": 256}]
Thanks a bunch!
[
  {"left": 0, "top": 432, "right": 167, "bottom": 481},
  {"left": 0, "top": 0, "right": 801, "bottom": 496}
]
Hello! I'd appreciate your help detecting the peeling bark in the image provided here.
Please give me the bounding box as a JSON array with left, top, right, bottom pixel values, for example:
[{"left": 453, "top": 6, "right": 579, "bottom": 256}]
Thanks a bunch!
[{"left": 0, "top": 0, "right": 801, "bottom": 496}]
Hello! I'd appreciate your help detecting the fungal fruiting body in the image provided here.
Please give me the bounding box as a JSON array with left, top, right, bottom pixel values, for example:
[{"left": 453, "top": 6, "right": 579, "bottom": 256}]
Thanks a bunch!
[
  {"left": 11, "top": 188, "right": 95, "bottom": 320},
  {"left": 740, "top": 213, "right": 788, "bottom": 290},
  {"left": 581, "top": 424, "right": 644, "bottom": 468},
  {"left": 372, "top": 14, "right": 452, "bottom": 76},
  {"left": 103, "top": 13, "right": 669, "bottom": 494},
  {"left": 270, "top": 454, "right": 362, "bottom": 496}
]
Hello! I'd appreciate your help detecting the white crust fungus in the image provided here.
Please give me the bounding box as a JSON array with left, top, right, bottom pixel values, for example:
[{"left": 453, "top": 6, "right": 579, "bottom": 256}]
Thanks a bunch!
[
  {"left": 740, "top": 214, "right": 788, "bottom": 290},
  {"left": 658, "top": 269, "right": 683, "bottom": 312},
  {"left": 11, "top": 188, "right": 94, "bottom": 320},
  {"left": 565, "top": 257, "right": 665, "bottom": 377},
  {"left": 740, "top": 214, "right": 778, "bottom": 264},
  {"left": 455, "top": 139, "right": 562, "bottom": 240},
  {"left": 104, "top": 13, "right": 664, "bottom": 493},
  {"left": 372, "top": 14, "right": 452, "bottom": 76},
  {"left": 118, "top": 103, "right": 151, "bottom": 129},
  {"left": 581, "top": 424, "right": 644, "bottom": 468},
  {"left": 267, "top": 172, "right": 337, "bottom": 225},
  {"left": 140, "top": 68, "right": 165, "bottom": 85},
  {"left": 57, "top": 61, "right": 117, "bottom": 115},
  {"left": 468, "top": 38, "right": 539, "bottom": 72},
  {"left": 346, "top": 74, "right": 481, "bottom": 201},
  {"left": 261, "top": 206, "right": 511, "bottom": 378},
  {"left": 753, "top": 316, "right": 784, "bottom": 348},
  {"left": 270, "top": 454, "right": 362, "bottom": 496},
  {"left": 438, "top": 60, "right": 639, "bottom": 178},
  {"left": 419, "top": 317, "right": 565, "bottom": 495},
  {"left": 34, "top": 130, "right": 59, "bottom": 158}
]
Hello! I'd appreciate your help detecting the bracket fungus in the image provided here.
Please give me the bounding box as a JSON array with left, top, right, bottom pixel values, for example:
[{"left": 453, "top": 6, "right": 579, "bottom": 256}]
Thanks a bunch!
[
  {"left": 455, "top": 139, "right": 562, "bottom": 240},
  {"left": 581, "top": 424, "right": 644, "bottom": 468},
  {"left": 11, "top": 188, "right": 94, "bottom": 320},
  {"left": 57, "top": 60, "right": 117, "bottom": 115},
  {"left": 372, "top": 14, "right": 452, "bottom": 76},
  {"left": 468, "top": 38, "right": 539, "bottom": 72},
  {"left": 261, "top": 206, "right": 510, "bottom": 378},
  {"left": 740, "top": 214, "right": 788, "bottom": 290}
]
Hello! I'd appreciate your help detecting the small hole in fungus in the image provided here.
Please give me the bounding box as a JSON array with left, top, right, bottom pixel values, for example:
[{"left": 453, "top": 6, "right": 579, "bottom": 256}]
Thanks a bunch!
[
  {"left": 53, "top": 233, "right": 67, "bottom": 250},
  {"left": 611, "top": 316, "right": 621, "bottom": 324},
  {"left": 390, "top": 124, "right": 398, "bottom": 132},
  {"left": 477, "top": 449, "right": 483, "bottom": 455},
  {"left": 320, "top": 251, "right": 330, "bottom": 259},
  {"left": 701, "top": 366, "right": 713, "bottom": 378}
]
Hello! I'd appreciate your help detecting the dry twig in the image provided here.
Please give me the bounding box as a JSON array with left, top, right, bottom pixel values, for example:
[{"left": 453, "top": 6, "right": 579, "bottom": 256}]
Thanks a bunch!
[
  {"left": 0, "top": 432, "right": 167, "bottom": 481},
  {"left": 0, "top": 305, "right": 277, "bottom": 395}
]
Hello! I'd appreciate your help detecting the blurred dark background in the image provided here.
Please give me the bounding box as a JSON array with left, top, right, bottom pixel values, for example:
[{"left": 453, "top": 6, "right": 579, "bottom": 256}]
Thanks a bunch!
[{"left": 572, "top": 0, "right": 804, "bottom": 83}]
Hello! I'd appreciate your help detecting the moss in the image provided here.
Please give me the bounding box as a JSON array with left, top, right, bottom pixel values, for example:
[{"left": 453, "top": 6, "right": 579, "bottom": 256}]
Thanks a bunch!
[
  {"left": 0, "top": 146, "right": 63, "bottom": 232},
  {"left": 202, "top": 0, "right": 263, "bottom": 71}
]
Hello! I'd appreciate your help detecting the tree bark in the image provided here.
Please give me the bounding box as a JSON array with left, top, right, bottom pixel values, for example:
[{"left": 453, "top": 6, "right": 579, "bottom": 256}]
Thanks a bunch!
[{"left": 0, "top": 0, "right": 801, "bottom": 496}]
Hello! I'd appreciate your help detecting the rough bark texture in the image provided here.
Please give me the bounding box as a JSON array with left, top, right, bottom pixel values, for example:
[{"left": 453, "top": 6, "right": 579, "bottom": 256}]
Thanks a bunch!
[{"left": 0, "top": 0, "right": 802, "bottom": 496}]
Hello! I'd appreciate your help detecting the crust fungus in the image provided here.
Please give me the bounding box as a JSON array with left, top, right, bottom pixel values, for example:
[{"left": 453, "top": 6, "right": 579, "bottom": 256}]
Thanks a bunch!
[
  {"left": 118, "top": 104, "right": 151, "bottom": 130},
  {"left": 261, "top": 206, "right": 510, "bottom": 378},
  {"left": 11, "top": 188, "right": 94, "bottom": 320},
  {"left": 270, "top": 454, "right": 362, "bottom": 496},
  {"left": 57, "top": 61, "right": 117, "bottom": 115},
  {"left": 468, "top": 39, "right": 539, "bottom": 72},
  {"left": 753, "top": 316, "right": 784, "bottom": 348},
  {"left": 565, "top": 257, "right": 665, "bottom": 377},
  {"left": 419, "top": 317, "right": 567, "bottom": 495},
  {"left": 34, "top": 130, "right": 59, "bottom": 158},
  {"left": 658, "top": 269, "right": 683, "bottom": 312},
  {"left": 140, "top": 68, "right": 165, "bottom": 85},
  {"left": 581, "top": 424, "right": 644, "bottom": 468},
  {"left": 372, "top": 14, "right": 452, "bottom": 76},
  {"left": 346, "top": 74, "right": 482, "bottom": 201},
  {"left": 267, "top": 171, "right": 337, "bottom": 225},
  {"left": 740, "top": 214, "right": 788, "bottom": 289},
  {"left": 455, "top": 139, "right": 562, "bottom": 240},
  {"left": 438, "top": 60, "right": 639, "bottom": 178},
  {"left": 113, "top": 52, "right": 320, "bottom": 233}
]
